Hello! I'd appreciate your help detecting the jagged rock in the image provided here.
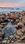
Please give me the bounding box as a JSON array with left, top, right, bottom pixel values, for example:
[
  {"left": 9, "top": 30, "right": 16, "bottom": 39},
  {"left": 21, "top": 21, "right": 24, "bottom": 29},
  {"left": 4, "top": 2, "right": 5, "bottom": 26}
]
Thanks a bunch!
[
  {"left": 16, "top": 19, "right": 19, "bottom": 24},
  {"left": 1, "top": 23, "right": 7, "bottom": 25},
  {"left": 15, "top": 35, "right": 20, "bottom": 39},
  {"left": 4, "top": 37, "right": 8, "bottom": 40},
  {"left": 21, "top": 29, "right": 25, "bottom": 33},
  {"left": 8, "top": 19, "right": 11, "bottom": 22},
  {"left": 19, "top": 15, "right": 22, "bottom": 20},
  {"left": 17, "top": 22, "right": 24, "bottom": 29},
  {"left": 0, "top": 11, "right": 25, "bottom": 43},
  {"left": 0, "top": 24, "right": 3, "bottom": 28},
  {"left": 22, "top": 20, "right": 25, "bottom": 25},
  {"left": 17, "top": 29, "right": 23, "bottom": 36},
  {"left": 11, "top": 40, "right": 14, "bottom": 43},
  {"left": 7, "top": 40, "right": 10, "bottom": 43},
  {"left": 9, "top": 35, "right": 14, "bottom": 39},
  {"left": 20, "top": 35, "right": 25, "bottom": 40},
  {"left": 2, "top": 40, "right": 7, "bottom": 44}
]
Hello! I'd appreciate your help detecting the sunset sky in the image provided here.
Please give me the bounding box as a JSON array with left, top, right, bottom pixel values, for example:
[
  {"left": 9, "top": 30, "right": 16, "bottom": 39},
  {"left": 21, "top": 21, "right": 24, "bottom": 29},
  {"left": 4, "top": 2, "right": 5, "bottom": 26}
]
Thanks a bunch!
[{"left": 0, "top": 0, "right": 25, "bottom": 7}]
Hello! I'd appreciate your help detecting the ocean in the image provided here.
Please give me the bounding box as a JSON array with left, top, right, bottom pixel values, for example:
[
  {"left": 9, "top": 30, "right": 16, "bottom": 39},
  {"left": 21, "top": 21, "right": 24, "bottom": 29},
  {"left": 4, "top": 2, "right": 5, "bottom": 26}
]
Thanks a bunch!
[{"left": 0, "top": 7, "right": 25, "bottom": 13}]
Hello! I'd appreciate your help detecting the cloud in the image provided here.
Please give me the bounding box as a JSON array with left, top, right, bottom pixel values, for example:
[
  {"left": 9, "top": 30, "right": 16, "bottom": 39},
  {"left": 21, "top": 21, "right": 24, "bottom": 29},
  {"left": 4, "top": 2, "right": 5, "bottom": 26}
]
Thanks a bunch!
[
  {"left": 0, "top": 2, "right": 25, "bottom": 7},
  {"left": 0, "top": 0, "right": 25, "bottom": 3}
]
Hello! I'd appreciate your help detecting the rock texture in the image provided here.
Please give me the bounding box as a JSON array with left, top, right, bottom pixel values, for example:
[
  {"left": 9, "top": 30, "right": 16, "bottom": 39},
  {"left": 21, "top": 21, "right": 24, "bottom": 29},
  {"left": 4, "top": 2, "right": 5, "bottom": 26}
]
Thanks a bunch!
[{"left": 0, "top": 11, "right": 25, "bottom": 43}]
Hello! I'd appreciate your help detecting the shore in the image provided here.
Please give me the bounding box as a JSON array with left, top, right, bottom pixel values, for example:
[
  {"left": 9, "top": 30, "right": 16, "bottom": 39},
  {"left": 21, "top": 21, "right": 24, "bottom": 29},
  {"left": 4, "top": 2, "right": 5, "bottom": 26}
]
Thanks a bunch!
[{"left": 0, "top": 11, "right": 25, "bottom": 44}]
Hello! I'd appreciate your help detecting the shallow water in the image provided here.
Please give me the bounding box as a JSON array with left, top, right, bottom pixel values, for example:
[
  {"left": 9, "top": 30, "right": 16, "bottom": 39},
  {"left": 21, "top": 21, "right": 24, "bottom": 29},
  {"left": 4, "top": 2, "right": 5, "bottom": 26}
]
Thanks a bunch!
[{"left": 3, "top": 22, "right": 16, "bottom": 37}]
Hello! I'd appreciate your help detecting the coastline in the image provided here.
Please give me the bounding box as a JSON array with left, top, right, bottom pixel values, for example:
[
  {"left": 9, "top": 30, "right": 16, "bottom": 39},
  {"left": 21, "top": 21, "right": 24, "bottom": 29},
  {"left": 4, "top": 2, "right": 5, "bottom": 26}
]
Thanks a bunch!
[{"left": 0, "top": 10, "right": 25, "bottom": 44}]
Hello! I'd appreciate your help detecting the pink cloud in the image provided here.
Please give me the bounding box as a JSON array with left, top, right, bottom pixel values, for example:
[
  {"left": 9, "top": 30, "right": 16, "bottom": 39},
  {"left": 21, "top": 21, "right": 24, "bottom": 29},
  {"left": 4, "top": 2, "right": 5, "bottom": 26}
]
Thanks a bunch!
[{"left": 0, "top": 2, "right": 25, "bottom": 7}]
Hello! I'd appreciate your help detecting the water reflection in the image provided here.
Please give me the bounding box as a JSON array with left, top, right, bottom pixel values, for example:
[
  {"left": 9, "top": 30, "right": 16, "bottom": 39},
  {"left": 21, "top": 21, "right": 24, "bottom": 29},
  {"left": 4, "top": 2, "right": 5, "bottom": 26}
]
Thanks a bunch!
[{"left": 3, "top": 22, "right": 16, "bottom": 37}]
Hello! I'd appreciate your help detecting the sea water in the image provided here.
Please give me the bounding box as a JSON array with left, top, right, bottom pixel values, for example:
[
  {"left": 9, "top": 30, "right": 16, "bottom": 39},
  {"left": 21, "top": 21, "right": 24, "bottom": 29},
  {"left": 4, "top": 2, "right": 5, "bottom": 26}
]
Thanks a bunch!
[{"left": 0, "top": 7, "right": 25, "bottom": 14}]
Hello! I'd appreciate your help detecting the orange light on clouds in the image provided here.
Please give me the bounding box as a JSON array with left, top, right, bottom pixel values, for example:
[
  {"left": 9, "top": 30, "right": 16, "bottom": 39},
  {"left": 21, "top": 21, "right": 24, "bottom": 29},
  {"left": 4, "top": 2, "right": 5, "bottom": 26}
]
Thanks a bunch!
[{"left": 0, "top": 2, "right": 25, "bottom": 7}]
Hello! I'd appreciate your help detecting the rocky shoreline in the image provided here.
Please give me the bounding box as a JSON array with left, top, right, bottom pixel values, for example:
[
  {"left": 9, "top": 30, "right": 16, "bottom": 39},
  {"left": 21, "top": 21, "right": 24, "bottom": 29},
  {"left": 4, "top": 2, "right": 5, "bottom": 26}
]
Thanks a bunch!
[{"left": 0, "top": 11, "right": 25, "bottom": 44}]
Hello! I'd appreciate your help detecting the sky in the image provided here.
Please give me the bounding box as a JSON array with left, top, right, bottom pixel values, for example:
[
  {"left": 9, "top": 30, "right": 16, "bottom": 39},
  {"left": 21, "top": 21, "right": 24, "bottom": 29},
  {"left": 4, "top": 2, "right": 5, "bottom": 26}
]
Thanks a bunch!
[{"left": 0, "top": 0, "right": 25, "bottom": 7}]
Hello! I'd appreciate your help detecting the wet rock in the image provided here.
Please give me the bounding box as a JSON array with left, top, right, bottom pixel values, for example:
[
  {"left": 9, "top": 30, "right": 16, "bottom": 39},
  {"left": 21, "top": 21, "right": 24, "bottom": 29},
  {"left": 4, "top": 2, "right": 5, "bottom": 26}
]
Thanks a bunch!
[
  {"left": 10, "top": 38, "right": 15, "bottom": 43},
  {"left": 11, "top": 40, "right": 14, "bottom": 43},
  {"left": 9, "top": 35, "right": 14, "bottom": 39},
  {"left": 1, "top": 23, "right": 7, "bottom": 25},
  {"left": 11, "top": 19, "right": 13, "bottom": 22},
  {"left": 11, "top": 19, "right": 14, "bottom": 24},
  {"left": 4, "top": 37, "right": 8, "bottom": 40},
  {"left": 3, "top": 19, "right": 7, "bottom": 22}
]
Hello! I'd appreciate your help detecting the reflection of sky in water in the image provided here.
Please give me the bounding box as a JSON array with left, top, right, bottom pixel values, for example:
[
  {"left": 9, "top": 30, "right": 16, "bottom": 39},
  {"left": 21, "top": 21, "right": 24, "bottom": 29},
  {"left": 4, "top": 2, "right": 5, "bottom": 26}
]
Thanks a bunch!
[
  {"left": 3, "top": 22, "right": 16, "bottom": 37},
  {"left": 0, "top": 7, "right": 25, "bottom": 13}
]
